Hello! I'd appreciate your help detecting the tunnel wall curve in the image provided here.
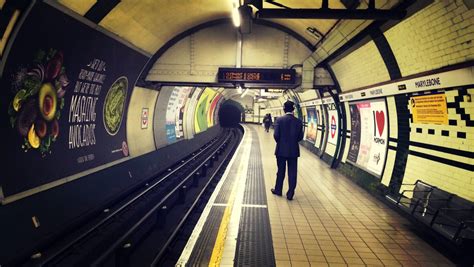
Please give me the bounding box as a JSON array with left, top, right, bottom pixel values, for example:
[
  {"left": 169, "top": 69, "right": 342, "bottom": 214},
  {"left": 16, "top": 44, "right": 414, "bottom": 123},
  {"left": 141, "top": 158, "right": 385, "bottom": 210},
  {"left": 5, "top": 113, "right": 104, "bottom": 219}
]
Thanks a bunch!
[{"left": 0, "top": 2, "right": 225, "bottom": 264}]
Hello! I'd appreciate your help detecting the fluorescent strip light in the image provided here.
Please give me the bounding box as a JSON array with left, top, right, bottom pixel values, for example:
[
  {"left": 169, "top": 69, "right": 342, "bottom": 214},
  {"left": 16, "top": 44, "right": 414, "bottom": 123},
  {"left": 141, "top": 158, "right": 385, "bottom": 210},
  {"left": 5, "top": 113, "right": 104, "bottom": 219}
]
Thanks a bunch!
[{"left": 232, "top": 4, "right": 240, "bottom": 27}]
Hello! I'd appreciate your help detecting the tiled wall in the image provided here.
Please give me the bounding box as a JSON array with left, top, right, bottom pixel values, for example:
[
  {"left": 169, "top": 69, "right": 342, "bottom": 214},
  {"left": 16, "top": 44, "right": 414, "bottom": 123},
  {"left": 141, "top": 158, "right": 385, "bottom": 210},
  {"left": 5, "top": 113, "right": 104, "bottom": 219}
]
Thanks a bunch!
[
  {"left": 312, "top": 20, "right": 372, "bottom": 63},
  {"left": 402, "top": 87, "right": 474, "bottom": 201},
  {"left": 126, "top": 86, "right": 159, "bottom": 157},
  {"left": 381, "top": 96, "right": 399, "bottom": 187},
  {"left": 385, "top": 0, "right": 474, "bottom": 76},
  {"left": 330, "top": 41, "right": 390, "bottom": 92},
  {"left": 258, "top": 0, "right": 474, "bottom": 201}
]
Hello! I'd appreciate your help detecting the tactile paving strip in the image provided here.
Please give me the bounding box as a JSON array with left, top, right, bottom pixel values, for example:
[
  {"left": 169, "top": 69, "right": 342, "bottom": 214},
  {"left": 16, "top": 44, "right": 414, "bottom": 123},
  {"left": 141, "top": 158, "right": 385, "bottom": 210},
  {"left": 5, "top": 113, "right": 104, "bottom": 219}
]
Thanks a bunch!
[
  {"left": 186, "top": 132, "right": 245, "bottom": 266},
  {"left": 235, "top": 128, "right": 275, "bottom": 266},
  {"left": 214, "top": 148, "right": 243, "bottom": 204},
  {"left": 187, "top": 206, "right": 225, "bottom": 266}
]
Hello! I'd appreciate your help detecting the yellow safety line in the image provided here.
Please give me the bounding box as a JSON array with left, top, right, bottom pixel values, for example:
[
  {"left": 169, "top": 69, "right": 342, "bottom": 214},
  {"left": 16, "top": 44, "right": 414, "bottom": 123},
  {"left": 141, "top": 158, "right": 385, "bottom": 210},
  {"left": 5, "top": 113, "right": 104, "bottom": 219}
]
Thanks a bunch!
[
  {"left": 208, "top": 181, "right": 238, "bottom": 267},
  {"left": 208, "top": 136, "right": 250, "bottom": 266}
]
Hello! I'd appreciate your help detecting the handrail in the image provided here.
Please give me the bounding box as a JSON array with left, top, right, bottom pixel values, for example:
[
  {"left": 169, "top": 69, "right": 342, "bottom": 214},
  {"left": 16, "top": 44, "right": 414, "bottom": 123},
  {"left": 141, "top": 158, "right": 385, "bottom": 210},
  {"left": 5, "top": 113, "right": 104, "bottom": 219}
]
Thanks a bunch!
[
  {"left": 92, "top": 133, "right": 234, "bottom": 265},
  {"left": 37, "top": 134, "right": 224, "bottom": 265}
]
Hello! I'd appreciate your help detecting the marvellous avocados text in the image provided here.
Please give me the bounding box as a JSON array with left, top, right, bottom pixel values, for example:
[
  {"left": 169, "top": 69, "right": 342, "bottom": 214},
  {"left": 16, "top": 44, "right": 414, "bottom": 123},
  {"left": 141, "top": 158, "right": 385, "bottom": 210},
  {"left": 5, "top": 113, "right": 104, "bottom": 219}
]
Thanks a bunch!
[{"left": 68, "top": 59, "right": 105, "bottom": 149}]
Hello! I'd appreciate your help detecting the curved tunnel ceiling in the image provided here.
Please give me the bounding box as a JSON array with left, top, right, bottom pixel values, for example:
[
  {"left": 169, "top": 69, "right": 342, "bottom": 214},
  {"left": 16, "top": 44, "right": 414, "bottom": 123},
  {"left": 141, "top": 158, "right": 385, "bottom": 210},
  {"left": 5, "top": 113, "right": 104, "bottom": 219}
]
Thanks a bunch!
[{"left": 57, "top": 0, "right": 403, "bottom": 55}]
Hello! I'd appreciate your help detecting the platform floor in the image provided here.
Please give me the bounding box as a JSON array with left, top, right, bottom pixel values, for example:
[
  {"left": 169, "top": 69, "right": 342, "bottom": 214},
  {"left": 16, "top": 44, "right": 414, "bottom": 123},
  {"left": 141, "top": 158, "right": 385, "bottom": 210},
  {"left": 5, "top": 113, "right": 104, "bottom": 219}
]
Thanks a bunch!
[{"left": 179, "top": 124, "right": 454, "bottom": 267}]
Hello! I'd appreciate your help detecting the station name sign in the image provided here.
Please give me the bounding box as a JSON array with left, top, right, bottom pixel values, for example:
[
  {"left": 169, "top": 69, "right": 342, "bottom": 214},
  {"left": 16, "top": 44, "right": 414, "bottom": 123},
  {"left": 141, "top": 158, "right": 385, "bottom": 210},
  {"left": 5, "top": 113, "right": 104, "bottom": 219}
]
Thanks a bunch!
[{"left": 218, "top": 68, "right": 296, "bottom": 84}]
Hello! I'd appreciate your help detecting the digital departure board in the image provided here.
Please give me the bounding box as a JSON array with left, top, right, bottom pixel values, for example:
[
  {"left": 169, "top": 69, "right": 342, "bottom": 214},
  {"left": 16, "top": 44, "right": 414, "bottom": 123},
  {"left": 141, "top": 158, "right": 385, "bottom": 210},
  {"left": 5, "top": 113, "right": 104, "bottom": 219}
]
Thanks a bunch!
[{"left": 218, "top": 68, "right": 296, "bottom": 84}]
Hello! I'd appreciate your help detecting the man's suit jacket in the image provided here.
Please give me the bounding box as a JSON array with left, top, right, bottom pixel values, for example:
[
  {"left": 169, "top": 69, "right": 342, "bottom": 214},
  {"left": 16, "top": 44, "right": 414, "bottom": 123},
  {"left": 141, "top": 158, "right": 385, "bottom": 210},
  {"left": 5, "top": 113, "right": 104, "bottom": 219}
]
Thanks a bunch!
[{"left": 274, "top": 113, "right": 304, "bottom": 158}]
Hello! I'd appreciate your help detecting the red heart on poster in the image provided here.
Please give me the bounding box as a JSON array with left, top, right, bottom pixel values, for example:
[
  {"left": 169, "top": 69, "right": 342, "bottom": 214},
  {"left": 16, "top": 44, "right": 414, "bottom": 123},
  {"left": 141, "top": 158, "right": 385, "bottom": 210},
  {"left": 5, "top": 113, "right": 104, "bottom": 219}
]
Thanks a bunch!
[{"left": 375, "top": 111, "right": 384, "bottom": 136}]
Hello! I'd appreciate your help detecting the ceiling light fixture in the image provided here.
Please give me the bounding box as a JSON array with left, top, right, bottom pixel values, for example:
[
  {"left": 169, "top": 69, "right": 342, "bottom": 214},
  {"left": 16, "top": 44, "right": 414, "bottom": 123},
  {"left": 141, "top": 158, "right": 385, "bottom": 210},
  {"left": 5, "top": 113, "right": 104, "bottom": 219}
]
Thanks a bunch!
[
  {"left": 232, "top": 1, "right": 241, "bottom": 27},
  {"left": 306, "top": 27, "right": 322, "bottom": 40}
]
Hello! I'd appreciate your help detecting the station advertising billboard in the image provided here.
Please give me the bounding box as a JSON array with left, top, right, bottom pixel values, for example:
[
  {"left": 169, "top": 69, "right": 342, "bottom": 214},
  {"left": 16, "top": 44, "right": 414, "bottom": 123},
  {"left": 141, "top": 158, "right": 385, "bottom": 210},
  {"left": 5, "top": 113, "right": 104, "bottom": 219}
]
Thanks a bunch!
[
  {"left": 305, "top": 106, "right": 318, "bottom": 144},
  {"left": 326, "top": 103, "right": 339, "bottom": 145},
  {"left": 213, "top": 94, "right": 225, "bottom": 126},
  {"left": 208, "top": 93, "right": 221, "bottom": 127},
  {"left": 293, "top": 97, "right": 303, "bottom": 121},
  {"left": 165, "top": 87, "right": 192, "bottom": 143},
  {"left": 194, "top": 88, "right": 216, "bottom": 133},
  {"left": 0, "top": 2, "right": 148, "bottom": 199},
  {"left": 347, "top": 99, "right": 388, "bottom": 177},
  {"left": 315, "top": 105, "right": 324, "bottom": 149},
  {"left": 184, "top": 87, "right": 202, "bottom": 139}
]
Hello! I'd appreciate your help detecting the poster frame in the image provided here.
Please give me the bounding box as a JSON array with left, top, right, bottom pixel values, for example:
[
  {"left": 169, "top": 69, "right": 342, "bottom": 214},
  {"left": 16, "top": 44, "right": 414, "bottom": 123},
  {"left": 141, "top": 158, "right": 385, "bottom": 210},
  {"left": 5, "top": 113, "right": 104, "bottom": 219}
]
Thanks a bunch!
[{"left": 346, "top": 97, "right": 390, "bottom": 178}]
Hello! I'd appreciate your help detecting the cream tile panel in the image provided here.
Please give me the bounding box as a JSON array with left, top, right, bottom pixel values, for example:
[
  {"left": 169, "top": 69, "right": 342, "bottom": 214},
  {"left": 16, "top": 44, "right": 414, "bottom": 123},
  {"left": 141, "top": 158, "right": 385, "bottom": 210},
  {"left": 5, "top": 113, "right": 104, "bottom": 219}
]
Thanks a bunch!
[
  {"left": 330, "top": 41, "right": 390, "bottom": 92},
  {"left": 126, "top": 87, "right": 158, "bottom": 157},
  {"left": 58, "top": 0, "right": 97, "bottom": 16},
  {"left": 385, "top": 0, "right": 474, "bottom": 76},
  {"left": 99, "top": 0, "right": 229, "bottom": 54}
]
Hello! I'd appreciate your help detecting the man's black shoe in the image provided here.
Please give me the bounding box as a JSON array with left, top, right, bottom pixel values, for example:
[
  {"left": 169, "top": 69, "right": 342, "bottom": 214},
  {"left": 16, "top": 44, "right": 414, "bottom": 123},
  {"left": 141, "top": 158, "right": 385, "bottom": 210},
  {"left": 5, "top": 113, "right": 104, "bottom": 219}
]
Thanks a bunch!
[
  {"left": 270, "top": 189, "right": 282, "bottom": 196},
  {"left": 287, "top": 194, "right": 294, "bottom": 201}
]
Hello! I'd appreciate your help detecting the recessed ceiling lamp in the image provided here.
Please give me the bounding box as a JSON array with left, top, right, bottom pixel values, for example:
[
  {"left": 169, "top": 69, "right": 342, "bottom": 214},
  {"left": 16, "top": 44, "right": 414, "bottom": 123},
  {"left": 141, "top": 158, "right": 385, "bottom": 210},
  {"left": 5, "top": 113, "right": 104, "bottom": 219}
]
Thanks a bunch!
[{"left": 237, "top": 85, "right": 243, "bottom": 94}]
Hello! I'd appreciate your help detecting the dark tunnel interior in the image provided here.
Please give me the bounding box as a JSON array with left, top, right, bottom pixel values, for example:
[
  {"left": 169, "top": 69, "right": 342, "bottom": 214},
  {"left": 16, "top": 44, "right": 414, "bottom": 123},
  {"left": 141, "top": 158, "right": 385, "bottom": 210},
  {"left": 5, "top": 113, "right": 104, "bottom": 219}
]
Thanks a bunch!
[{"left": 219, "top": 102, "right": 242, "bottom": 127}]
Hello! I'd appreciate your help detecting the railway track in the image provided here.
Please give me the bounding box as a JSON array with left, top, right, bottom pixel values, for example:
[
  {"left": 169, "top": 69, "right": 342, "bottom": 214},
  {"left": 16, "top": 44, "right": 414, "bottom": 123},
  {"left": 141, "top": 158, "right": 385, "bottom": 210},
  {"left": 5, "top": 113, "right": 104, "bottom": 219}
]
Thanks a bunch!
[{"left": 23, "top": 127, "right": 242, "bottom": 266}]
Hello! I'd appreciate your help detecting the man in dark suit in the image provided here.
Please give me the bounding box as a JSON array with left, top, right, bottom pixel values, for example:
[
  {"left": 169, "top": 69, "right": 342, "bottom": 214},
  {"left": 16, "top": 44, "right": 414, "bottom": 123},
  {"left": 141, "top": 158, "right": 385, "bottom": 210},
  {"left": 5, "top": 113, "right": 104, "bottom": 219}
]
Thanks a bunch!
[{"left": 271, "top": 100, "right": 304, "bottom": 200}]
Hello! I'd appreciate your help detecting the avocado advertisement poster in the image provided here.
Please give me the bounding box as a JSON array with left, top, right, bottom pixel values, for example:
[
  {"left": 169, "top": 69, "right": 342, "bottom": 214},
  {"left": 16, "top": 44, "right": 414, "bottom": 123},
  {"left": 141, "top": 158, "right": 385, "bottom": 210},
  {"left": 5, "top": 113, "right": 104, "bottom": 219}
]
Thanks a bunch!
[{"left": 0, "top": 2, "right": 148, "bottom": 199}]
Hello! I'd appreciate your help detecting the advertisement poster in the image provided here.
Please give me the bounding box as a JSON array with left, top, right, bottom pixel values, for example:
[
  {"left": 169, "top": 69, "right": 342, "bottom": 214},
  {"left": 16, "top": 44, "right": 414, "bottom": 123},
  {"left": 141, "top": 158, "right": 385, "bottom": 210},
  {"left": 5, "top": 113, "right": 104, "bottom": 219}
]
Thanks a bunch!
[
  {"left": 315, "top": 105, "right": 324, "bottom": 149},
  {"left": 0, "top": 2, "right": 148, "bottom": 198},
  {"left": 347, "top": 99, "right": 388, "bottom": 176},
  {"left": 305, "top": 106, "right": 318, "bottom": 143},
  {"left": 165, "top": 86, "right": 191, "bottom": 143},
  {"left": 326, "top": 103, "right": 339, "bottom": 145},
  {"left": 213, "top": 94, "right": 224, "bottom": 126},
  {"left": 208, "top": 94, "right": 221, "bottom": 127},
  {"left": 347, "top": 104, "right": 361, "bottom": 163},
  {"left": 410, "top": 93, "right": 448, "bottom": 125},
  {"left": 176, "top": 87, "right": 192, "bottom": 139},
  {"left": 292, "top": 96, "right": 303, "bottom": 121},
  {"left": 184, "top": 87, "right": 202, "bottom": 138},
  {"left": 194, "top": 88, "right": 216, "bottom": 133}
]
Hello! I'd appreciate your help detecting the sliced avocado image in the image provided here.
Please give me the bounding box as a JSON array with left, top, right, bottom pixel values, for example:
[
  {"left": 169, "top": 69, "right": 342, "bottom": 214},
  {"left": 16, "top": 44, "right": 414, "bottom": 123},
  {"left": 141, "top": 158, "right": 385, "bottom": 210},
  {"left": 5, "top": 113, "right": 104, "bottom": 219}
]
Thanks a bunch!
[
  {"left": 13, "top": 89, "right": 27, "bottom": 112},
  {"left": 28, "top": 124, "right": 40, "bottom": 149},
  {"left": 38, "top": 83, "right": 57, "bottom": 121}
]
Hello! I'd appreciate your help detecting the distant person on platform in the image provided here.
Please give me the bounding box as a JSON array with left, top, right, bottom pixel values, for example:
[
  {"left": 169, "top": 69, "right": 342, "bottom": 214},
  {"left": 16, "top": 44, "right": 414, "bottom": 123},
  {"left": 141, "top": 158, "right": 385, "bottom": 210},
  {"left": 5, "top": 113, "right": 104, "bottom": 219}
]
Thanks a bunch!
[
  {"left": 271, "top": 100, "right": 303, "bottom": 200},
  {"left": 263, "top": 113, "right": 272, "bottom": 132}
]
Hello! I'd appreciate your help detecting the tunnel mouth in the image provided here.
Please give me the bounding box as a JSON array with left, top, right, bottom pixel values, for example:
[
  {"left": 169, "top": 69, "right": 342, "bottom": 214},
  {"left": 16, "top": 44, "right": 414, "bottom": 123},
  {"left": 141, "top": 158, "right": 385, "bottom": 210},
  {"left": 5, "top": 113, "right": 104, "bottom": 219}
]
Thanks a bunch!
[{"left": 219, "top": 101, "right": 243, "bottom": 127}]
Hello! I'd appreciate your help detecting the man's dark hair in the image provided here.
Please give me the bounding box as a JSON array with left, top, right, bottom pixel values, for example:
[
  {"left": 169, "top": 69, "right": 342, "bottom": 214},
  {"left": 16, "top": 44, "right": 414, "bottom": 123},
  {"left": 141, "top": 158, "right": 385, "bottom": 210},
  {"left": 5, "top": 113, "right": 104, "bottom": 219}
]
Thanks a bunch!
[{"left": 283, "top": 100, "right": 295, "bottom": 112}]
